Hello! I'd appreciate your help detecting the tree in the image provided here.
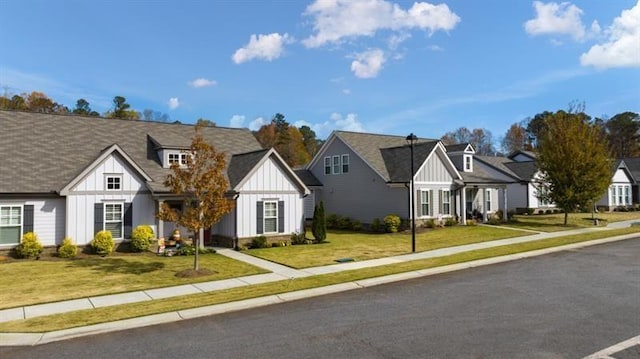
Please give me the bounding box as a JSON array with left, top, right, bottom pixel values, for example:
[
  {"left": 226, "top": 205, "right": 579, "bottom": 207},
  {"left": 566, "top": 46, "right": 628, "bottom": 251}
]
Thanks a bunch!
[
  {"left": 196, "top": 118, "right": 216, "bottom": 127},
  {"left": 604, "top": 112, "right": 640, "bottom": 158},
  {"left": 142, "top": 109, "right": 171, "bottom": 122},
  {"left": 106, "top": 96, "right": 139, "bottom": 120},
  {"left": 441, "top": 127, "right": 496, "bottom": 155},
  {"left": 72, "top": 99, "right": 99, "bottom": 116},
  {"left": 501, "top": 122, "right": 528, "bottom": 154},
  {"left": 536, "top": 110, "right": 611, "bottom": 225},
  {"left": 253, "top": 113, "right": 311, "bottom": 167},
  {"left": 525, "top": 111, "right": 552, "bottom": 148},
  {"left": 25, "top": 91, "right": 67, "bottom": 113},
  {"left": 158, "top": 126, "right": 235, "bottom": 272},
  {"left": 300, "top": 125, "right": 321, "bottom": 157},
  {"left": 311, "top": 201, "right": 326, "bottom": 243}
]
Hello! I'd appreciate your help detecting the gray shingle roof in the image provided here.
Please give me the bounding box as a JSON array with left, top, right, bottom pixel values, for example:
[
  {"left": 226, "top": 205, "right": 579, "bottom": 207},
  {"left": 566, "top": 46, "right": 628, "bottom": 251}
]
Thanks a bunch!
[
  {"left": 445, "top": 143, "right": 470, "bottom": 152},
  {"left": 227, "top": 149, "right": 270, "bottom": 188},
  {"left": 475, "top": 155, "right": 538, "bottom": 182},
  {"left": 622, "top": 157, "right": 640, "bottom": 182},
  {"left": 0, "top": 110, "right": 263, "bottom": 194},
  {"left": 333, "top": 131, "right": 436, "bottom": 182},
  {"left": 294, "top": 169, "right": 323, "bottom": 187},
  {"left": 380, "top": 142, "right": 438, "bottom": 182}
]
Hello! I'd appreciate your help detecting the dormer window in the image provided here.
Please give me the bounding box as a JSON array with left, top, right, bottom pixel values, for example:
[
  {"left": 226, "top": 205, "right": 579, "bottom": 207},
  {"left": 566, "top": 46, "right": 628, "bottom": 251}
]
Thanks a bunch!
[
  {"left": 464, "top": 154, "right": 473, "bottom": 172},
  {"left": 166, "top": 151, "right": 189, "bottom": 168}
]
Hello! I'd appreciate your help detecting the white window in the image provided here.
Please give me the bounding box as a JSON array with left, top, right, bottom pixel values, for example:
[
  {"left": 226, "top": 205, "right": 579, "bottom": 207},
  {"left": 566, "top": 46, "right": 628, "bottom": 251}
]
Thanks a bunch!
[
  {"left": 104, "top": 203, "right": 123, "bottom": 239},
  {"left": 263, "top": 201, "right": 278, "bottom": 233},
  {"left": 168, "top": 152, "right": 189, "bottom": 167},
  {"left": 618, "top": 186, "right": 623, "bottom": 205},
  {"left": 625, "top": 186, "right": 630, "bottom": 205},
  {"left": 420, "top": 190, "right": 430, "bottom": 217},
  {"left": 485, "top": 189, "right": 492, "bottom": 212},
  {"left": 105, "top": 175, "right": 122, "bottom": 191},
  {"left": 333, "top": 155, "right": 341, "bottom": 174},
  {"left": 342, "top": 154, "right": 349, "bottom": 173},
  {"left": 464, "top": 155, "right": 473, "bottom": 172},
  {"left": 0, "top": 205, "right": 22, "bottom": 245},
  {"left": 610, "top": 186, "right": 615, "bottom": 205},
  {"left": 442, "top": 190, "right": 451, "bottom": 215},
  {"left": 324, "top": 157, "right": 331, "bottom": 175}
]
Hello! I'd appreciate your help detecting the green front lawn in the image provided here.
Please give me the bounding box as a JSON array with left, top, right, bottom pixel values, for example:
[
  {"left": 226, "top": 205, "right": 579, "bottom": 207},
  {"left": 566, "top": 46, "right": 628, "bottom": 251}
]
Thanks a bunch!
[
  {"left": 248, "top": 225, "right": 529, "bottom": 268},
  {"left": 0, "top": 253, "right": 267, "bottom": 309},
  {"left": 506, "top": 212, "right": 640, "bottom": 232}
]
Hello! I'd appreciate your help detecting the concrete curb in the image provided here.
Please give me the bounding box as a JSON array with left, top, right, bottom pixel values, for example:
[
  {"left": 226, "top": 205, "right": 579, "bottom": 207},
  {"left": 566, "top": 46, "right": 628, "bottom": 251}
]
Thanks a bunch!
[{"left": 0, "top": 233, "right": 637, "bottom": 347}]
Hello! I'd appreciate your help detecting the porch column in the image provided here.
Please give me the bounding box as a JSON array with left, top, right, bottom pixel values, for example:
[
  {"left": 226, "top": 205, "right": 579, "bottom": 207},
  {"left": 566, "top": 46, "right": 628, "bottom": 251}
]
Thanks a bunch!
[
  {"left": 503, "top": 187, "right": 508, "bottom": 221},
  {"left": 482, "top": 188, "right": 488, "bottom": 223},
  {"left": 157, "top": 200, "right": 164, "bottom": 239},
  {"left": 461, "top": 187, "right": 467, "bottom": 225}
]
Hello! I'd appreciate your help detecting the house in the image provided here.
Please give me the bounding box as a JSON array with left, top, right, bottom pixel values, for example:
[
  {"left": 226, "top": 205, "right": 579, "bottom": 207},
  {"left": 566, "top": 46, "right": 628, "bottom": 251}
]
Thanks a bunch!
[
  {"left": 0, "top": 110, "right": 308, "bottom": 248},
  {"left": 596, "top": 159, "right": 636, "bottom": 210},
  {"left": 300, "top": 131, "right": 510, "bottom": 226},
  {"left": 623, "top": 157, "right": 640, "bottom": 204}
]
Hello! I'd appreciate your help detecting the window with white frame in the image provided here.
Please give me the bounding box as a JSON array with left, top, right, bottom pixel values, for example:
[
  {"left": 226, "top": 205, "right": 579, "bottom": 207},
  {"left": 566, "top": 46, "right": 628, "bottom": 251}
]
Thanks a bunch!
[
  {"left": 485, "top": 189, "right": 492, "bottom": 212},
  {"left": 442, "top": 190, "right": 451, "bottom": 215},
  {"left": 263, "top": 201, "right": 278, "bottom": 233},
  {"left": 341, "top": 154, "right": 349, "bottom": 173},
  {"left": 625, "top": 186, "right": 630, "bottom": 205},
  {"left": 105, "top": 175, "right": 122, "bottom": 191},
  {"left": 168, "top": 152, "right": 189, "bottom": 167},
  {"left": 324, "top": 157, "right": 331, "bottom": 175},
  {"left": 618, "top": 186, "right": 623, "bottom": 205},
  {"left": 537, "top": 187, "right": 551, "bottom": 207},
  {"left": 0, "top": 205, "right": 22, "bottom": 245},
  {"left": 333, "top": 155, "right": 341, "bottom": 174},
  {"left": 104, "top": 203, "right": 124, "bottom": 239},
  {"left": 464, "top": 155, "right": 472, "bottom": 172},
  {"left": 420, "top": 190, "right": 430, "bottom": 217}
]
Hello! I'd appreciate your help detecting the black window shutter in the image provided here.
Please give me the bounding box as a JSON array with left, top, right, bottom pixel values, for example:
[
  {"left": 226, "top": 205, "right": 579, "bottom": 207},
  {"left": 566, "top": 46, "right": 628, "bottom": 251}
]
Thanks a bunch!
[
  {"left": 94, "top": 203, "right": 103, "bottom": 235},
  {"left": 256, "top": 201, "right": 264, "bottom": 234},
  {"left": 124, "top": 202, "right": 133, "bottom": 238},
  {"left": 278, "top": 201, "right": 285, "bottom": 233},
  {"left": 23, "top": 205, "right": 34, "bottom": 234}
]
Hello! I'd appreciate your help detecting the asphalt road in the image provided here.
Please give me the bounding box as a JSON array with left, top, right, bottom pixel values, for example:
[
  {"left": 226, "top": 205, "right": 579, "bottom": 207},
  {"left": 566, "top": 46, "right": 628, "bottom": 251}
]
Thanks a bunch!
[{"left": 3, "top": 238, "right": 639, "bottom": 359}]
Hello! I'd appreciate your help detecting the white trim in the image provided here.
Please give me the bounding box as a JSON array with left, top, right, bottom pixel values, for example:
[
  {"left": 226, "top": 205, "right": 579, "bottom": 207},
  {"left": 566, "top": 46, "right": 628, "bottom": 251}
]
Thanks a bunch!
[
  {"left": 419, "top": 189, "right": 430, "bottom": 217},
  {"left": 105, "top": 174, "right": 123, "bottom": 191},
  {"left": 232, "top": 148, "right": 310, "bottom": 195},
  {"left": 263, "top": 200, "right": 278, "bottom": 234},
  {"left": 442, "top": 189, "right": 451, "bottom": 215},
  {"left": 104, "top": 202, "right": 124, "bottom": 240}
]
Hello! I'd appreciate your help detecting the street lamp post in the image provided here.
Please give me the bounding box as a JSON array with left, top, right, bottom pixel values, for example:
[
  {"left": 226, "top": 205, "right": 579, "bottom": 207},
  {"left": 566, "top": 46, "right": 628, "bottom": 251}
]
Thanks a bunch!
[{"left": 406, "top": 133, "right": 417, "bottom": 253}]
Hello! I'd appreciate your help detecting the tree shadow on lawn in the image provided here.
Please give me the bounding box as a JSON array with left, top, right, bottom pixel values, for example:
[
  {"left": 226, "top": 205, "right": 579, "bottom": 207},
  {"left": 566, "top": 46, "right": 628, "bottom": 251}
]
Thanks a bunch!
[{"left": 66, "top": 257, "right": 165, "bottom": 275}]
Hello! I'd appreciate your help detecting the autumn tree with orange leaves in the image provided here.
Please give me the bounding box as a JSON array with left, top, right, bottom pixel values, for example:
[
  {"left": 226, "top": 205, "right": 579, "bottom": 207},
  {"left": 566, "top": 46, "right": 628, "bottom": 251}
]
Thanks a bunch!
[{"left": 158, "top": 125, "right": 235, "bottom": 273}]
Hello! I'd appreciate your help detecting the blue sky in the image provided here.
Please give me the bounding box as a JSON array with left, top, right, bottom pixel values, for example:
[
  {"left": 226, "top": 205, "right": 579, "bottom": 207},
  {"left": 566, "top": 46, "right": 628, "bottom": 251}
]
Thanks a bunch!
[{"left": 1, "top": 0, "right": 638, "bottom": 144}]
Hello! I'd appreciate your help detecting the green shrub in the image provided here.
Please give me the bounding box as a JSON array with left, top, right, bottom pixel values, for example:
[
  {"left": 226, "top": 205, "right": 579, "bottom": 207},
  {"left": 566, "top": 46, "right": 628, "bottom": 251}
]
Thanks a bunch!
[
  {"left": 130, "top": 225, "right": 155, "bottom": 252},
  {"left": 494, "top": 210, "right": 504, "bottom": 220},
  {"left": 57, "top": 237, "right": 77, "bottom": 258},
  {"left": 337, "top": 216, "right": 352, "bottom": 230},
  {"left": 250, "top": 235, "right": 269, "bottom": 249},
  {"left": 526, "top": 208, "right": 535, "bottom": 215},
  {"left": 466, "top": 219, "right": 477, "bottom": 226},
  {"left": 15, "top": 232, "right": 44, "bottom": 259},
  {"left": 371, "top": 218, "right": 382, "bottom": 232},
  {"left": 444, "top": 218, "right": 457, "bottom": 227},
  {"left": 352, "top": 220, "right": 363, "bottom": 231},
  {"left": 91, "top": 230, "right": 115, "bottom": 255},
  {"left": 424, "top": 219, "right": 436, "bottom": 228},
  {"left": 326, "top": 213, "right": 339, "bottom": 229},
  {"left": 291, "top": 232, "right": 307, "bottom": 245},
  {"left": 383, "top": 214, "right": 401, "bottom": 233},
  {"left": 311, "top": 201, "right": 327, "bottom": 243},
  {"left": 487, "top": 217, "right": 501, "bottom": 225},
  {"left": 545, "top": 209, "right": 553, "bottom": 214}
]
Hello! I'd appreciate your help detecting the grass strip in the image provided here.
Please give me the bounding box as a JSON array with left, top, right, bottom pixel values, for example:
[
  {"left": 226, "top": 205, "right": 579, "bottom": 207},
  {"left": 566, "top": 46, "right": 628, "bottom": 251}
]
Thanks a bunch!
[{"left": 1, "top": 227, "right": 638, "bottom": 333}]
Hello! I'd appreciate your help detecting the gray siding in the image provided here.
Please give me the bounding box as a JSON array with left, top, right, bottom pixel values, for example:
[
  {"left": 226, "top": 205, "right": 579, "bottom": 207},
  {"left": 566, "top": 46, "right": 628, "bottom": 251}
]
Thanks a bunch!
[
  {"left": 415, "top": 151, "right": 454, "bottom": 183},
  {"left": 310, "top": 139, "right": 407, "bottom": 223}
]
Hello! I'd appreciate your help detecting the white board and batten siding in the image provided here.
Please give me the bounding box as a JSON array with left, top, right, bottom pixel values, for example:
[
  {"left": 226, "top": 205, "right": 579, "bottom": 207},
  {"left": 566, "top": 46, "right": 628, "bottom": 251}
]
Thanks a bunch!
[
  {"left": 223, "top": 156, "right": 305, "bottom": 239},
  {"left": 414, "top": 150, "right": 455, "bottom": 184},
  {"left": 66, "top": 154, "right": 156, "bottom": 245}
]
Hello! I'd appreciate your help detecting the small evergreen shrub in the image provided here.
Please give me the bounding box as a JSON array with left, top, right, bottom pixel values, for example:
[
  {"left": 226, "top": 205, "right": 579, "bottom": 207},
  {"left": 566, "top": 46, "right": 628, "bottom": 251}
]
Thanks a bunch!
[
  {"left": 291, "top": 232, "right": 307, "bottom": 245},
  {"left": 57, "top": 237, "right": 77, "bottom": 258},
  {"left": 326, "top": 213, "right": 339, "bottom": 229},
  {"left": 526, "top": 208, "right": 535, "bottom": 215},
  {"left": 311, "top": 201, "right": 327, "bottom": 243},
  {"left": 15, "top": 232, "right": 44, "bottom": 259},
  {"left": 91, "top": 230, "right": 115, "bottom": 255},
  {"left": 444, "top": 218, "right": 457, "bottom": 227},
  {"left": 250, "top": 235, "right": 269, "bottom": 249},
  {"left": 371, "top": 218, "right": 382, "bottom": 232},
  {"left": 545, "top": 209, "right": 553, "bottom": 214},
  {"left": 383, "top": 214, "right": 401, "bottom": 233},
  {"left": 424, "top": 219, "right": 436, "bottom": 229},
  {"left": 131, "top": 225, "right": 155, "bottom": 252},
  {"left": 352, "top": 220, "right": 363, "bottom": 231}
]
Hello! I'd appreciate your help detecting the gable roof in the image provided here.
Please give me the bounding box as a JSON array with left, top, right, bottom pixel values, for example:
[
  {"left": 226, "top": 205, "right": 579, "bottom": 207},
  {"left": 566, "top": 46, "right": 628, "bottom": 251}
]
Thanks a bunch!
[
  {"left": 445, "top": 143, "right": 474, "bottom": 153},
  {"left": 380, "top": 142, "right": 439, "bottom": 182},
  {"left": 508, "top": 150, "right": 536, "bottom": 161},
  {"left": 0, "top": 110, "right": 263, "bottom": 194},
  {"left": 294, "top": 169, "right": 323, "bottom": 187},
  {"left": 622, "top": 157, "right": 640, "bottom": 182}
]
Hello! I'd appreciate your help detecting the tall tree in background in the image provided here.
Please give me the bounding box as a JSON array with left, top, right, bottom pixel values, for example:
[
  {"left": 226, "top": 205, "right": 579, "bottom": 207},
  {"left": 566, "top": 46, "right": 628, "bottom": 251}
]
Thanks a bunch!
[
  {"left": 299, "top": 125, "right": 321, "bottom": 157},
  {"left": 106, "top": 96, "right": 139, "bottom": 120},
  {"left": 441, "top": 127, "right": 496, "bottom": 155},
  {"left": 604, "top": 111, "right": 640, "bottom": 158},
  {"left": 501, "top": 122, "right": 529, "bottom": 154},
  {"left": 525, "top": 111, "right": 552, "bottom": 148},
  {"left": 254, "top": 113, "right": 310, "bottom": 167},
  {"left": 536, "top": 109, "right": 611, "bottom": 225},
  {"left": 158, "top": 126, "right": 235, "bottom": 272},
  {"left": 25, "top": 91, "right": 68, "bottom": 113},
  {"left": 72, "top": 99, "right": 99, "bottom": 116},
  {"left": 142, "top": 109, "right": 171, "bottom": 122}
]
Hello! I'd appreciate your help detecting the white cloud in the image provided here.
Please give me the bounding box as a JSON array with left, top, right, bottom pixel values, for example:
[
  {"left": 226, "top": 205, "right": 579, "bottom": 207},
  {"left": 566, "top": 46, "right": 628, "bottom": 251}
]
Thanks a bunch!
[
  {"left": 188, "top": 78, "right": 217, "bottom": 88},
  {"left": 167, "top": 97, "right": 180, "bottom": 110},
  {"left": 388, "top": 32, "right": 411, "bottom": 50},
  {"left": 228, "top": 114, "right": 246, "bottom": 128},
  {"left": 342, "top": 88, "right": 351, "bottom": 95},
  {"left": 580, "top": 2, "right": 640, "bottom": 69},
  {"left": 232, "top": 33, "right": 293, "bottom": 64},
  {"left": 427, "top": 44, "right": 443, "bottom": 51},
  {"left": 248, "top": 117, "right": 268, "bottom": 131},
  {"left": 350, "top": 49, "right": 386, "bottom": 78},
  {"left": 302, "top": 0, "right": 460, "bottom": 48},
  {"left": 328, "top": 112, "right": 365, "bottom": 132},
  {"left": 524, "top": 1, "right": 589, "bottom": 41}
]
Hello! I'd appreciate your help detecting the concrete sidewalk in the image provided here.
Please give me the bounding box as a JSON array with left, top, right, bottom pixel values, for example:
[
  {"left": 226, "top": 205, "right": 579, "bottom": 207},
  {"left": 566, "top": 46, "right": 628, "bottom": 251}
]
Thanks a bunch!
[{"left": 0, "top": 220, "right": 638, "bottom": 346}]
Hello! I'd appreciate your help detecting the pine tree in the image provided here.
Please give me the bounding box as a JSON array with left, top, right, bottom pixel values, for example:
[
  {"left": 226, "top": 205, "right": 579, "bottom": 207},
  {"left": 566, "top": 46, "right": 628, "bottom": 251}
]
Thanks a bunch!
[{"left": 312, "top": 201, "right": 326, "bottom": 243}]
